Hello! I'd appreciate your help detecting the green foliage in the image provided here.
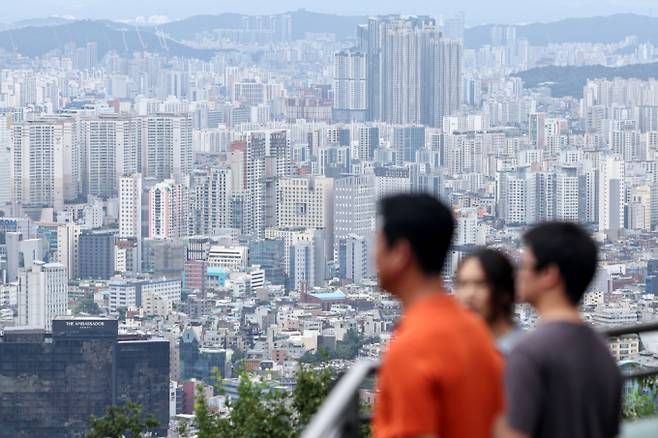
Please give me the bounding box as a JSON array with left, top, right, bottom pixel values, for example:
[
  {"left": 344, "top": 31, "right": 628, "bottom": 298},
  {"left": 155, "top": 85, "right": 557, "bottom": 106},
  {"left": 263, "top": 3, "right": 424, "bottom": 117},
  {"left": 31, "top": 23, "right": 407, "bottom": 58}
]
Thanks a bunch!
[
  {"left": 73, "top": 295, "right": 102, "bottom": 315},
  {"left": 230, "top": 349, "right": 245, "bottom": 367},
  {"left": 88, "top": 401, "right": 158, "bottom": 438},
  {"left": 116, "top": 307, "right": 127, "bottom": 321},
  {"left": 177, "top": 419, "right": 190, "bottom": 438},
  {"left": 192, "top": 364, "right": 334, "bottom": 437},
  {"left": 623, "top": 376, "right": 658, "bottom": 420},
  {"left": 292, "top": 365, "right": 334, "bottom": 429}
]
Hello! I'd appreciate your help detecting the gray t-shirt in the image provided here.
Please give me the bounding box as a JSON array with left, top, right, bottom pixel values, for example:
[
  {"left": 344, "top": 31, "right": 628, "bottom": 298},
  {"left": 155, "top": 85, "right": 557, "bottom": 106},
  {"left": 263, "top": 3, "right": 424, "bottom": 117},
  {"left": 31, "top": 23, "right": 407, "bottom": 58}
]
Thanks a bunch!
[{"left": 505, "top": 321, "right": 622, "bottom": 438}]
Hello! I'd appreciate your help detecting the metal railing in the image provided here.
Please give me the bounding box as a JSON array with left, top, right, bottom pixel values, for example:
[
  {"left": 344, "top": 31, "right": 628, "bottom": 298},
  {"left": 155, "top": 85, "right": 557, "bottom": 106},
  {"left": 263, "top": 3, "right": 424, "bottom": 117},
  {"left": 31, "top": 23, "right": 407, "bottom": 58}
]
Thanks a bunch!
[
  {"left": 302, "top": 321, "right": 658, "bottom": 438},
  {"left": 602, "top": 321, "right": 658, "bottom": 380}
]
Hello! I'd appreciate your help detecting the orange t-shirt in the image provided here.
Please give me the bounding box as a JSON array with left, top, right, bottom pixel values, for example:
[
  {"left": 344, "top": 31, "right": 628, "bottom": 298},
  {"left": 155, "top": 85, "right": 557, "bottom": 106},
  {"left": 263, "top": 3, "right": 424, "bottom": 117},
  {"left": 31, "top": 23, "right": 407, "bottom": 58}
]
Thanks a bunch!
[{"left": 372, "top": 293, "right": 504, "bottom": 438}]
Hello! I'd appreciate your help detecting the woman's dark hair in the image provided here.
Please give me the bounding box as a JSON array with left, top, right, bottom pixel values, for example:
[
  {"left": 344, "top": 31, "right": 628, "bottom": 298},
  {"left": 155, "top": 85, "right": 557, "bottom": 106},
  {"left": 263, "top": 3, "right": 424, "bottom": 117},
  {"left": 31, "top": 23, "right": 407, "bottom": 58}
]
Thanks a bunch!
[{"left": 458, "top": 248, "right": 516, "bottom": 324}]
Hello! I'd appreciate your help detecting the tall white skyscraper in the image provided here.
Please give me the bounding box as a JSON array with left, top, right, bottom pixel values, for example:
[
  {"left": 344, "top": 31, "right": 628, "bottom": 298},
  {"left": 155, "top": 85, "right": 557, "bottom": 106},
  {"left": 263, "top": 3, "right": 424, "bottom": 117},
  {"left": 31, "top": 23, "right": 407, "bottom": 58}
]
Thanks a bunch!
[
  {"left": 118, "top": 173, "right": 143, "bottom": 272},
  {"left": 119, "top": 174, "right": 143, "bottom": 239},
  {"left": 599, "top": 155, "right": 626, "bottom": 235},
  {"left": 245, "top": 132, "right": 267, "bottom": 237},
  {"left": 148, "top": 179, "right": 187, "bottom": 240},
  {"left": 17, "top": 261, "right": 68, "bottom": 331}
]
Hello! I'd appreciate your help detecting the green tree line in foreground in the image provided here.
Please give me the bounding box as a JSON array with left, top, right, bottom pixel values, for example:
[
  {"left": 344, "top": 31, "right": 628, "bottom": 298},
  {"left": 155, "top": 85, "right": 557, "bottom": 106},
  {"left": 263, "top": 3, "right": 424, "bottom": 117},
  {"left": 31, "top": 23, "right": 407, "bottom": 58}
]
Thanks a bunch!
[
  {"left": 89, "top": 369, "right": 658, "bottom": 437},
  {"left": 89, "top": 364, "right": 371, "bottom": 438}
]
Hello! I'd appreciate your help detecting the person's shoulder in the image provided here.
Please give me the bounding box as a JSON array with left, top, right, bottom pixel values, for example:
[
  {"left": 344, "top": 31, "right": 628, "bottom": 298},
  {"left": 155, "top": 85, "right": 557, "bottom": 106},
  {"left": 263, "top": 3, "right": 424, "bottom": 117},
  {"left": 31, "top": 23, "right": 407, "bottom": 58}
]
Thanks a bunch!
[
  {"left": 509, "top": 321, "right": 609, "bottom": 358},
  {"left": 497, "top": 328, "right": 525, "bottom": 355},
  {"left": 507, "top": 325, "right": 553, "bottom": 357}
]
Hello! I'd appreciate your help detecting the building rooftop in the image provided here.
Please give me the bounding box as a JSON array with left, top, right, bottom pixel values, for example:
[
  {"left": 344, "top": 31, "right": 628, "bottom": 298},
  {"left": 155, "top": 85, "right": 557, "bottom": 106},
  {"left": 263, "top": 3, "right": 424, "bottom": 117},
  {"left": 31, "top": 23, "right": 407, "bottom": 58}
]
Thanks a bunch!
[{"left": 308, "top": 291, "right": 347, "bottom": 301}]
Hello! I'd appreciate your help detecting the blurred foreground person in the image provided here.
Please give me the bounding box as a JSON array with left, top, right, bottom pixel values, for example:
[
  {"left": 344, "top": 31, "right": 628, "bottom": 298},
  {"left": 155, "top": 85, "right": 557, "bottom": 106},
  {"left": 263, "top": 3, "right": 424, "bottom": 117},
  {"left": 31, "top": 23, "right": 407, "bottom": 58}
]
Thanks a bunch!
[
  {"left": 372, "top": 193, "right": 504, "bottom": 438},
  {"left": 454, "top": 248, "right": 522, "bottom": 354},
  {"left": 499, "top": 222, "right": 622, "bottom": 438}
]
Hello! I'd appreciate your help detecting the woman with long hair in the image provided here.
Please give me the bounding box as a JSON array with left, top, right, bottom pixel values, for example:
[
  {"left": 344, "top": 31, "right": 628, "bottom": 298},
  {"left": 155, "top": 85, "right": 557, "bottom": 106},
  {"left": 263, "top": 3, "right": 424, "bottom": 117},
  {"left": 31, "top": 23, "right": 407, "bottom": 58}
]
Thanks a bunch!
[{"left": 454, "top": 248, "right": 521, "bottom": 354}]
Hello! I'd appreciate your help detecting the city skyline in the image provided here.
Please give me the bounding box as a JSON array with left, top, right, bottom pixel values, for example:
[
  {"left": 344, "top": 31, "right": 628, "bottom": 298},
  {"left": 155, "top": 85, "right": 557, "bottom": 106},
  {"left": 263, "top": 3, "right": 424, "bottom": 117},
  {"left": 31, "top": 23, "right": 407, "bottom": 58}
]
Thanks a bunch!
[
  {"left": 0, "top": 3, "right": 657, "bottom": 437},
  {"left": 2, "top": 2, "right": 658, "bottom": 26}
]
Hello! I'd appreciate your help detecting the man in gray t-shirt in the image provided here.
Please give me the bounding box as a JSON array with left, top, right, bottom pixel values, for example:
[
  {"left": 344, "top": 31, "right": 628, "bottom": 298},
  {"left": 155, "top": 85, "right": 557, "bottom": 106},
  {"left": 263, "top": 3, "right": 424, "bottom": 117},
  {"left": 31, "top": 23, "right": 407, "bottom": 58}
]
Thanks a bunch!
[
  {"left": 499, "top": 223, "right": 622, "bottom": 438},
  {"left": 506, "top": 322, "right": 621, "bottom": 438}
]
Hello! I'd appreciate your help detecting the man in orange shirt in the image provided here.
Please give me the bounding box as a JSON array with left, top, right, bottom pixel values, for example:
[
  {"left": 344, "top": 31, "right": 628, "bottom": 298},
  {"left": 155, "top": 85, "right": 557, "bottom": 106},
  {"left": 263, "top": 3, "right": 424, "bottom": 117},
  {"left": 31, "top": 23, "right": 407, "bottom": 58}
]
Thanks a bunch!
[{"left": 372, "top": 193, "right": 504, "bottom": 438}]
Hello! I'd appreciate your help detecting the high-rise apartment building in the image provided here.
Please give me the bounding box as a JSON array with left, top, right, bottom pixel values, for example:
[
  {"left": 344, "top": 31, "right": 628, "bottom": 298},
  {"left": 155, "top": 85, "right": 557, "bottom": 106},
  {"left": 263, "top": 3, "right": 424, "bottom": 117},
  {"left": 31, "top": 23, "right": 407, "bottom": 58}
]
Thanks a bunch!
[
  {"left": 357, "top": 126, "right": 379, "bottom": 160},
  {"left": 502, "top": 172, "right": 528, "bottom": 225},
  {"left": 81, "top": 115, "right": 142, "bottom": 199},
  {"left": 190, "top": 167, "right": 233, "bottom": 236},
  {"left": 333, "top": 50, "right": 367, "bottom": 122},
  {"left": 119, "top": 174, "right": 143, "bottom": 241},
  {"left": 526, "top": 171, "right": 556, "bottom": 224},
  {"left": 245, "top": 132, "right": 266, "bottom": 237},
  {"left": 148, "top": 179, "right": 187, "bottom": 240},
  {"left": 556, "top": 167, "right": 580, "bottom": 222},
  {"left": 599, "top": 155, "right": 626, "bottom": 235},
  {"left": 118, "top": 173, "right": 143, "bottom": 273},
  {"left": 244, "top": 130, "right": 290, "bottom": 237},
  {"left": 12, "top": 117, "right": 79, "bottom": 211},
  {"left": 361, "top": 16, "right": 462, "bottom": 127},
  {"left": 144, "top": 114, "right": 192, "bottom": 182}
]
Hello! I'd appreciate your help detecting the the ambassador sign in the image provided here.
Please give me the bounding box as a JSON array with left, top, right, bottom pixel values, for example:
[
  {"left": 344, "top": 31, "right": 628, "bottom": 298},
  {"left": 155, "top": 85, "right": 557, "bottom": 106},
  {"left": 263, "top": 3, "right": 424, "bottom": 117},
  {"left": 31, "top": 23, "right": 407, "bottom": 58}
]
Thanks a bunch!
[
  {"left": 64, "top": 320, "right": 107, "bottom": 328},
  {"left": 52, "top": 319, "right": 119, "bottom": 338}
]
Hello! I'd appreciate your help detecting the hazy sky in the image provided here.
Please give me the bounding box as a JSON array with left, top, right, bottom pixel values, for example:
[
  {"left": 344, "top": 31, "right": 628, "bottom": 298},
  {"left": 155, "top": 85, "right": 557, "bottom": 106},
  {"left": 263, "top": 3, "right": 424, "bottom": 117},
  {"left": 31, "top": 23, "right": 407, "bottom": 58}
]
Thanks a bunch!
[{"left": 4, "top": 0, "right": 658, "bottom": 25}]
